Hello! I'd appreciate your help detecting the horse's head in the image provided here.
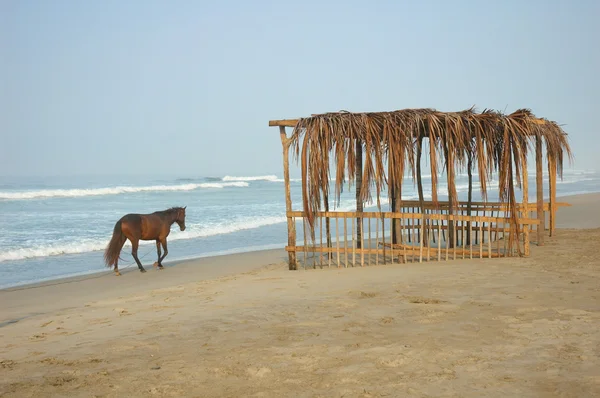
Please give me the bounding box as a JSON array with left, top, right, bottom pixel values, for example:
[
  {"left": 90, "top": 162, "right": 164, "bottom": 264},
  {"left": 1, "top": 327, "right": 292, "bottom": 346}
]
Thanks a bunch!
[{"left": 176, "top": 206, "right": 186, "bottom": 231}]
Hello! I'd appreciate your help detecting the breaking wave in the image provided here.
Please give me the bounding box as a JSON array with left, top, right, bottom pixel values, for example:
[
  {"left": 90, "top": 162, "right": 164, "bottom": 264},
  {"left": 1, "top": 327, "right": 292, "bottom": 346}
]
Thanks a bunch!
[
  {"left": 222, "top": 175, "right": 280, "bottom": 182},
  {"left": 0, "top": 182, "right": 249, "bottom": 201}
]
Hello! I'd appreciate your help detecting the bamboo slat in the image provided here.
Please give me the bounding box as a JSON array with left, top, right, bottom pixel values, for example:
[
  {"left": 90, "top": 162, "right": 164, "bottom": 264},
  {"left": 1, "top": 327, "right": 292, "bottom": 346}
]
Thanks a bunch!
[
  {"left": 469, "top": 221, "right": 473, "bottom": 259},
  {"left": 437, "top": 222, "right": 441, "bottom": 262},
  {"left": 376, "top": 218, "right": 379, "bottom": 266},
  {"left": 368, "top": 218, "right": 371, "bottom": 266},
  {"left": 344, "top": 217, "right": 348, "bottom": 267},
  {"left": 479, "top": 222, "right": 483, "bottom": 259},
  {"left": 381, "top": 215, "right": 386, "bottom": 264},
  {"left": 336, "top": 218, "right": 340, "bottom": 268},
  {"left": 361, "top": 218, "right": 365, "bottom": 267},
  {"left": 352, "top": 216, "right": 356, "bottom": 266},
  {"left": 488, "top": 223, "right": 492, "bottom": 259},
  {"left": 302, "top": 219, "right": 307, "bottom": 269},
  {"left": 319, "top": 217, "right": 323, "bottom": 268}
]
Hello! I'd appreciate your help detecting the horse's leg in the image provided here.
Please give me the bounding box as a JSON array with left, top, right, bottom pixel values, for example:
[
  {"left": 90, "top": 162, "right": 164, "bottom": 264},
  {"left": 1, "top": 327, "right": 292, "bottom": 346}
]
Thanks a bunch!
[
  {"left": 114, "top": 234, "right": 127, "bottom": 276},
  {"left": 154, "top": 240, "right": 163, "bottom": 269},
  {"left": 159, "top": 239, "right": 169, "bottom": 265},
  {"left": 131, "top": 239, "right": 146, "bottom": 273}
]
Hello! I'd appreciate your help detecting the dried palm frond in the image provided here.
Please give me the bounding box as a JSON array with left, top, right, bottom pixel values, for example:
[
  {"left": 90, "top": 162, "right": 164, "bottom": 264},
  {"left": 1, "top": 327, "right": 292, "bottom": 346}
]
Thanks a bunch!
[{"left": 288, "top": 107, "right": 572, "bottom": 252}]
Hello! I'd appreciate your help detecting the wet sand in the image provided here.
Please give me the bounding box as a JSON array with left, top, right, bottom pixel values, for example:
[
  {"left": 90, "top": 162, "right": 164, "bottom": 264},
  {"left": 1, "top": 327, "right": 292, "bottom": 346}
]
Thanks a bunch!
[{"left": 1, "top": 193, "right": 599, "bottom": 397}]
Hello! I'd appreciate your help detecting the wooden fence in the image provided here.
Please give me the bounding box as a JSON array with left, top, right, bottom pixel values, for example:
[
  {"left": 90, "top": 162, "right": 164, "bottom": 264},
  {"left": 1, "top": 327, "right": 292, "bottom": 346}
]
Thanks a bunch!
[{"left": 284, "top": 201, "right": 569, "bottom": 269}]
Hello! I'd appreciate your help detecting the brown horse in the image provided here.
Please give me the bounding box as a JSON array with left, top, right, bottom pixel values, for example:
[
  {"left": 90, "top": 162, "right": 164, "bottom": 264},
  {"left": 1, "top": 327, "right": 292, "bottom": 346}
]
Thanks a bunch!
[{"left": 104, "top": 207, "right": 187, "bottom": 275}]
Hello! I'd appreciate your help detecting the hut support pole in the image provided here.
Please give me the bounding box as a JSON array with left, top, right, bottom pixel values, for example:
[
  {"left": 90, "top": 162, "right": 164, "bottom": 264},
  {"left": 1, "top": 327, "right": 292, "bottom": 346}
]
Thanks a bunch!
[
  {"left": 395, "top": 181, "right": 402, "bottom": 244},
  {"left": 356, "top": 140, "right": 363, "bottom": 249},
  {"left": 390, "top": 185, "right": 396, "bottom": 243},
  {"left": 466, "top": 150, "right": 473, "bottom": 246},
  {"left": 280, "top": 126, "right": 297, "bottom": 269},
  {"left": 389, "top": 155, "right": 402, "bottom": 245},
  {"left": 324, "top": 191, "right": 331, "bottom": 260},
  {"left": 548, "top": 156, "right": 556, "bottom": 237},
  {"left": 416, "top": 137, "right": 427, "bottom": 246},
  {"left": 536, "top": 135, "right": 545, "bottom": 246},
  {"left": 447, "top": 149, "right": 455, "bottom": 249},
  {"left": 523, "top": 162, "right": 530, "bottom": 256}
]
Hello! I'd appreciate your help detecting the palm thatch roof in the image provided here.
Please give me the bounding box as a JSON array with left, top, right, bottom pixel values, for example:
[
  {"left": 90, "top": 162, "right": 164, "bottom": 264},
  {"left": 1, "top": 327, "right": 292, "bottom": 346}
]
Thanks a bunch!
[{"left": 286, "top": 107, "right": 573, "bottom": 247}]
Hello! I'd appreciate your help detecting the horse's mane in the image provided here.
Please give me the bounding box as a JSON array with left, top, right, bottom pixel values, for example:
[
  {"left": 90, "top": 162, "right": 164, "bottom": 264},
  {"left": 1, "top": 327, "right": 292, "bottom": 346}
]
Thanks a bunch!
[{"left": 155, "top": 207, "right": 185, "bottom": 215}]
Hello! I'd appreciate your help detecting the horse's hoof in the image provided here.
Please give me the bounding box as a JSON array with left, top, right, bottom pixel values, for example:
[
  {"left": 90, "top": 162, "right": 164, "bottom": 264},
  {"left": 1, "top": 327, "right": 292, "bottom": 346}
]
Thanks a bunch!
[
  {"left": 157, "top": 266, "right": 164, "bottom": 271},
  {"left": 115, "top": 271, "right": 121, "bottom": 276},
  {"left": 153, "top": 262, "right": 159, "bottom": 268},
  {"left": 140, "top": 268, "right": 147, "bottom": 273}
]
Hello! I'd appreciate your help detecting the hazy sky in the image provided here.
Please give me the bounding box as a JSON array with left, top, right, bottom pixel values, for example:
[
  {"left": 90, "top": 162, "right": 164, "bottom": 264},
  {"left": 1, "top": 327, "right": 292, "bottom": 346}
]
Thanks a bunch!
[{"left": 1, "top": 0, "right": 598, "bottom": 178}]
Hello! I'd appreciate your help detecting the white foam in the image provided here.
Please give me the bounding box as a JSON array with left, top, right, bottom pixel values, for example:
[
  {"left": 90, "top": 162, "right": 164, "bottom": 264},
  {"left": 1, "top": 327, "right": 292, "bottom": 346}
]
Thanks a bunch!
[
  {"left": 222, "top": 175, "right": 280, "bottom": 182},
  {"left": 169, "top": 216, "right": 287, "bottom": 241},
  {"left": 0, "top": 182, "right": 249, "bottom": 201},
  {"left": 0, "top": 239, "right": 110, "bottom": 262},
  {"left": 0, "top": 215, "right": 288, "bottom": 263}
]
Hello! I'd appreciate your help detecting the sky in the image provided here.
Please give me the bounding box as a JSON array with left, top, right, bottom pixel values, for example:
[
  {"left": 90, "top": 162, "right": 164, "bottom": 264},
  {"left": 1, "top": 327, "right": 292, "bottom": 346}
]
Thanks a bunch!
[{"left": 1, "top": 0, "right": 599, "bottom": 178}]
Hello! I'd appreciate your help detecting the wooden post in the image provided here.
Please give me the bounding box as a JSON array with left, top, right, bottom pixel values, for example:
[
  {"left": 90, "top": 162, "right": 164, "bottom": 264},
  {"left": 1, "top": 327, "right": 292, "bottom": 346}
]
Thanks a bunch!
[
  {"left": 389, "top": 152, "right": 402, "bottom": 246},
  {"left": 280, "top": 126, "right": 297, "bottom": 269},
  {"left": 319, "top": 217, "right": 323, "bottom": 268},
  {"left": 356, "top": 140, "right": 363, "bottom": 248},
  {"left": 324, "top": 191, "right": 332, "bottom": 260},
  {"left": 536, "top": 135, "right": 545, "bottom": 246},
  {"left": 523, "top": 162, "right": 530, "bottom": 256},
  {"left": 466, "top": 150, "right": 473, "bottom": 246},
  {"left": 548, "top": 155, "right": 556, "bottom": 237},
  {"left": 416, "top": 137, "right": 428, "bottom": 246},
  {"left": 368, "top": 218, "right": 371, "bottom": 266},
  {"left": 447, "top": 149, "right": 455, "bottom": 249}
]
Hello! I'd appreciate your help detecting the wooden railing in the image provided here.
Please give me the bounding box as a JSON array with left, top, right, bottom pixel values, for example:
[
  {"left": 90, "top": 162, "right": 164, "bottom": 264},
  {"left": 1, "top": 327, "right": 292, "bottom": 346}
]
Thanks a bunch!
[{"left": 282, "top": 199, "right": 574, "bottom": 269}]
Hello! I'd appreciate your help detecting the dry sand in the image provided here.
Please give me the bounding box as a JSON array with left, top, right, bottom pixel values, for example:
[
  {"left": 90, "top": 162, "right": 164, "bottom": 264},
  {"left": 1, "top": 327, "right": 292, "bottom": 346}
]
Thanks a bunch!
[{"left": 1, "top": 193, "right": 599, "bottom": 397}]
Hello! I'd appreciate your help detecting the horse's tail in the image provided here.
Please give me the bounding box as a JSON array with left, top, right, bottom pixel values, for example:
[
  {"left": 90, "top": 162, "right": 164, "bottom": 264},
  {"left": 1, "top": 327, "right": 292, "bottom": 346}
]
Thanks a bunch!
[{"left": 104, "top": 220, "right": 126, "bottom": 267}]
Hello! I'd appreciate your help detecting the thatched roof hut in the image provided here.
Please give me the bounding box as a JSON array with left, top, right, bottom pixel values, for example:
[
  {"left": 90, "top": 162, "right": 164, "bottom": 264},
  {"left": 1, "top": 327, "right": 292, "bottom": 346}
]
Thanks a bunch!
[{"left": 270, "top": 107, "right": 573, "bottom": 269}]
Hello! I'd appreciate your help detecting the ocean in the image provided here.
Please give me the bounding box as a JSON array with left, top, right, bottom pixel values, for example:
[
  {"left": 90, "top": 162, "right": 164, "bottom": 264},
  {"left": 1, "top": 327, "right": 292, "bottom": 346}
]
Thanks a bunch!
[{"left": 1, "top": 169, "right": 599, "bottom": 289}]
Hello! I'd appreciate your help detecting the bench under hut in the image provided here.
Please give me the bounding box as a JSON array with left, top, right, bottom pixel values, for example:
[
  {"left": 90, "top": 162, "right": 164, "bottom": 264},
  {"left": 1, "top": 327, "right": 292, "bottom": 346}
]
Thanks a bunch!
[{"left": 269, "top": 108, "right": 573, "bottom": 270}]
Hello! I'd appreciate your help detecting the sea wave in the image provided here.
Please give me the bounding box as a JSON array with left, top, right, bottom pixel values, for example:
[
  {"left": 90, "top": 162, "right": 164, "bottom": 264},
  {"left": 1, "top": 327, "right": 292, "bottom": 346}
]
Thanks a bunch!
[
  {"left": 222, "top": 175, "right": 280, "bottom": 182},
  {"left": 0, "top": 182, "right": 249, "bottom": 201},
  {"left": 0, "top": 215, "right": 288, "bottom": 263}
]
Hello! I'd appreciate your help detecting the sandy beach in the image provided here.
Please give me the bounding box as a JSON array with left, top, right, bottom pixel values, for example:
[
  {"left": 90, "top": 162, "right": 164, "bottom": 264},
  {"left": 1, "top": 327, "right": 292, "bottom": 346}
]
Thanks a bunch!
[{"left": 1, "top": 193, "right": 599, "bottom": 397}]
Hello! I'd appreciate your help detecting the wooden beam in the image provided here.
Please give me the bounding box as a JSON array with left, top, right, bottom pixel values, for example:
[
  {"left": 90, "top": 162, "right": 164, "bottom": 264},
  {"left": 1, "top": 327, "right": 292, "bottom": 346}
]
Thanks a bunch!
[
  {"left": 286, "top": 210, "right": 541, "bottom": 225},
  {"left": 269, "top": 119, "right": 299, "bottom": 127},
  {"left": 269, "top": 117, "right": 551, "bottom": 130}
]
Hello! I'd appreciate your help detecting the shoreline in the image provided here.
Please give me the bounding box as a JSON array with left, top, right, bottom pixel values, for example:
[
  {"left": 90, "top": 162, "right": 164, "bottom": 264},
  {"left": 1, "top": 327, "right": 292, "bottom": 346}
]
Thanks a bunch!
[
  {"left": 2, "top": 191, "right": 600, "bottom": 293},
  {"left": 0, "top": 243, "right": 286, "bottom": 292}
]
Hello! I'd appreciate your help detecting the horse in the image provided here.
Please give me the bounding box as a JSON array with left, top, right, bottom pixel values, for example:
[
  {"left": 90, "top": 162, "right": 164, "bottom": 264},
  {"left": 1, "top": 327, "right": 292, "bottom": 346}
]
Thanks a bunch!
[{"left": 103, "top": 206, "right": 186, "bottom": 276}]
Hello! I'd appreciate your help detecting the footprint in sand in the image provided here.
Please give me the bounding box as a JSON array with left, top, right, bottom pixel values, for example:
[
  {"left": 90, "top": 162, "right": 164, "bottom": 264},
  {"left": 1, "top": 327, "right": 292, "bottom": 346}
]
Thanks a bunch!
[
  {"left": 246, "top": 367, "right": 272, "bottom": 378},
  {"left": 1, "top": 359, "right": 16, "bottom": 369},
  {"left": 90, "top": 318, "right": 112, "bottom": 325},
  {"left": 403, "top": 295, "right": 447, "bottom": 304},
  {"left": 29, "top": 333, "right": 47, "bottom": 341}
]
